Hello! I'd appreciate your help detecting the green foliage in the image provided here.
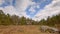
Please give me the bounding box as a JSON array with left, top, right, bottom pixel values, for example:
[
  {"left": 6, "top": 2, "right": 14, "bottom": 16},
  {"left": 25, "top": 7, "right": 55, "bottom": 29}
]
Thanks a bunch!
[
  {"left": 39, "top": 15, "right": 60, "bottom": 27},
  {"left": 0, "top": 10, "right": 60, "bottom": 26}
]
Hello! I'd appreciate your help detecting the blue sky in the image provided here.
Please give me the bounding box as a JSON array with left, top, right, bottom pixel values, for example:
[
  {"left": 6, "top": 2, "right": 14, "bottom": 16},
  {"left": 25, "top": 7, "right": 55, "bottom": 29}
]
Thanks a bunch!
[
  {"left": 0, "top": 0, "right": 16, "bottom": 7},
  {"left": 26, "top": 0, "right": 52, "bottom": 17},
  {"left": 0, "top": 0, "right": 60, "bottom": 21}
]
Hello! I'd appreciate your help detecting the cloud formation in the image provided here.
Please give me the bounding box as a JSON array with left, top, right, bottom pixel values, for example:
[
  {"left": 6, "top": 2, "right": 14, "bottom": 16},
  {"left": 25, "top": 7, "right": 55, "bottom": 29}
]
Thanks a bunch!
[
  {"left": 33, "top": 0, "right": 60, "bottom": 21},
  {"left": 0, "top": 0, "right": 33, "bottom": 18},
  {"left": 0, "top": 0, "right": 5, "bottom": 5},
  {"left": 0, "top": 0, "right": 60, "bottom": 21}
]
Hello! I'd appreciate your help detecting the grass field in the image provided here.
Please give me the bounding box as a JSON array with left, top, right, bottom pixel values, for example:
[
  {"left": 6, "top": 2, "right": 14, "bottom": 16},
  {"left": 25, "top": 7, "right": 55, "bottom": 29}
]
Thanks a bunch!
[{"left": 0, "top": 25, "right": 56, "bottom": 34}]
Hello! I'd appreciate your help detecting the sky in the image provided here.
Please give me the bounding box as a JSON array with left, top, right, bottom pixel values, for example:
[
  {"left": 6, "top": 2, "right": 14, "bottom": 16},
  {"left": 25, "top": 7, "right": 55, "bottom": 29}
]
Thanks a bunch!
[{"left": 0, "top": 0, "right": 60, "bottom": 21}]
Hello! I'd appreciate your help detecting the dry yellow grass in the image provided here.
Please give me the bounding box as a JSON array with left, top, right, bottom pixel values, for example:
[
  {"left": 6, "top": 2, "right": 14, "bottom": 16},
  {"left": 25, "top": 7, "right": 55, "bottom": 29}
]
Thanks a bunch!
[{"left": 0, "top": 25, "right": 54, "bottom": 34}]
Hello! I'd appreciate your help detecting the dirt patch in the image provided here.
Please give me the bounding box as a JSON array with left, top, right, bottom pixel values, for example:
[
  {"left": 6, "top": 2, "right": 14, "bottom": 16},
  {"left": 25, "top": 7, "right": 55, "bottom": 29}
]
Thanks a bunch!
[{"left": 0, "top": 25, "right": 54, "bottom": 34}]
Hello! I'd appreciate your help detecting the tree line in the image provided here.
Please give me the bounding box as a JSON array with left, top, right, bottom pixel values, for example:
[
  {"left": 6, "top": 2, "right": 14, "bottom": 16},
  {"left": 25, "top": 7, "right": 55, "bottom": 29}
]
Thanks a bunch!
[
  {"left": 0, "top": 10, "right": 60, "bottom": 26},
  {"left": 0, "top": 10, "right": 37, "bottom": 25}
]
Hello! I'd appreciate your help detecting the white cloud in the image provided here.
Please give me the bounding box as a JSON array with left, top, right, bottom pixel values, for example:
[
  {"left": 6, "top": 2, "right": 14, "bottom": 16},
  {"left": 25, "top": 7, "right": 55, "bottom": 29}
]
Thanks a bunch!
[
  {"left": 36, "top": 5, "right": 40, "bottom": 8},
  {"left": 15, "top": 0, "right": 35, "bottom": 11},
  {"left": 0, "top": 0, "right": 5, "bottom": 5},
  {"left": 0, "top": 0, "right": 34, "bottom": 18},
  {"left": 27, "top": 3, "right": 40, "bottom": 14},
  {"left": 0, "top": 5, "right": 30, "bottom": 18},
  {"left": 13, "top": 0, "right": 36, "bottom": 18},
  {"left": 32, "top": 0, "right": 60, "bottom": 21},
  {"left": 0, "top": 6, "right": 18, "bottom": 15},
  {"left": 29, "top": 6, "right": 36, "bottom": 14},
  {"left": 1, "top": 0, "right": 60, "bottom": 21},
  {"left": 14, "top": 0, "right": 36, "bottom": 18}
]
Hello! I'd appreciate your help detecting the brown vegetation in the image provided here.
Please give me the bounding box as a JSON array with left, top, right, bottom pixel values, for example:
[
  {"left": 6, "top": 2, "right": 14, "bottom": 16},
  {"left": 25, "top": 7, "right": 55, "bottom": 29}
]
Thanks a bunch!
[{"left": 0, "top": 25, "right": 54, "bottom": 34}]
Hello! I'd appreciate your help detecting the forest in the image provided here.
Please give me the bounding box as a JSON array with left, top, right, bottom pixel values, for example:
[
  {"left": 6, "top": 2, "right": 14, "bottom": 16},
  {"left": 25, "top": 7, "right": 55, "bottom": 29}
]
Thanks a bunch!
[{"left": 0, "top": 10, "right": 60, "bottom": 27}]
